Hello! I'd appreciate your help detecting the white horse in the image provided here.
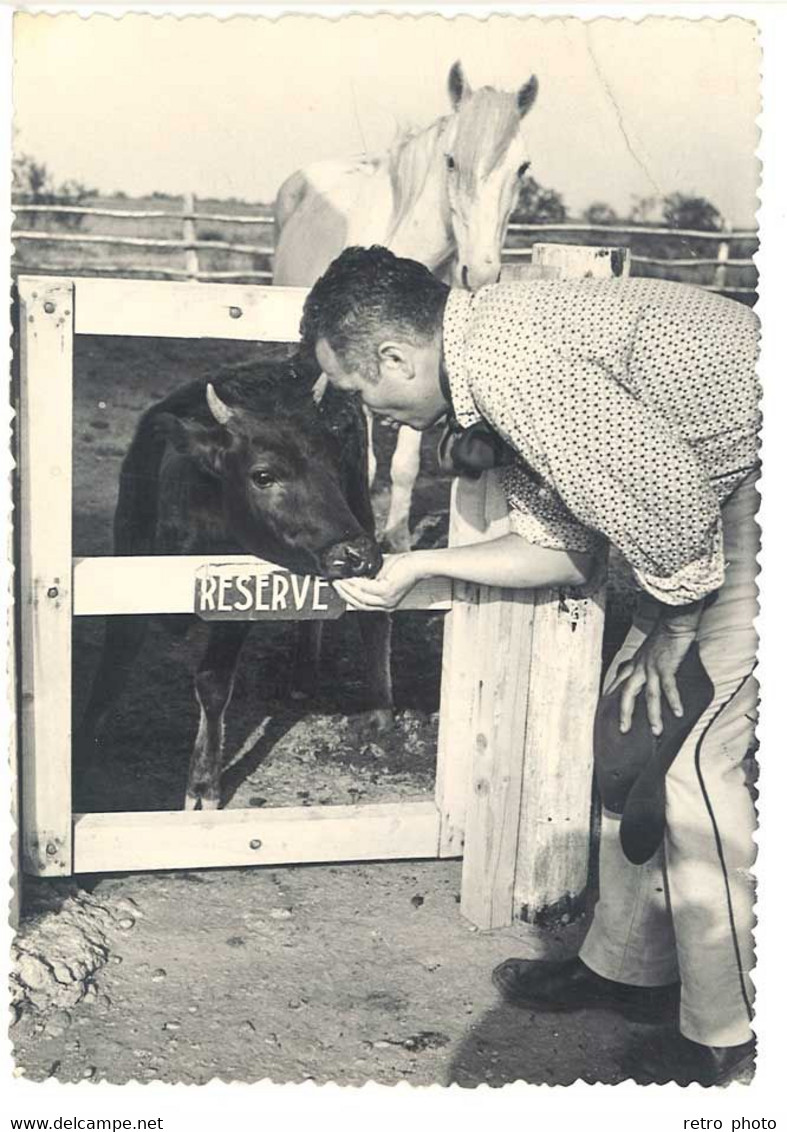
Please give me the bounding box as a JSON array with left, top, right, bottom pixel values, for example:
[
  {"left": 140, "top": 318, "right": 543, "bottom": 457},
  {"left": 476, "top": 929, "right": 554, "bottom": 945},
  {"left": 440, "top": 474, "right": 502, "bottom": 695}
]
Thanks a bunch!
[{"left": 273, "top": 61, "right": 538, "bottom": 550}]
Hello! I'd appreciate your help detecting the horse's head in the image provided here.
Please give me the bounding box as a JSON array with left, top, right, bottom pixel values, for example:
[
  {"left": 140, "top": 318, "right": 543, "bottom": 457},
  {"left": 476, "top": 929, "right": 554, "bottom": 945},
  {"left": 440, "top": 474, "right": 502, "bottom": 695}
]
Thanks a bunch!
[{"left": 443, "top": 61, "right": 538, "bottom": 291}]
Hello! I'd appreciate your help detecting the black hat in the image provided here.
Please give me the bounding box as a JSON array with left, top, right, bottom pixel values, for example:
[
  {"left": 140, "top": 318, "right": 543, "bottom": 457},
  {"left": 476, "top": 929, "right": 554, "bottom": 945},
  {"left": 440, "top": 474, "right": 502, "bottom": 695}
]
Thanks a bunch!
[{"left": 593, "top": 641, "right": 714, "bottom": 864}]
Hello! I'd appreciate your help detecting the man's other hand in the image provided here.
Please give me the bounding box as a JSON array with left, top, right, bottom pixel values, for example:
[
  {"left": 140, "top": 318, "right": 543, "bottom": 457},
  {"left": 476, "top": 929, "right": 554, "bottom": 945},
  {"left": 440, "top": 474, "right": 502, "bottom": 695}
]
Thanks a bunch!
[{"left": 607, "top": 623, "right": 697, "bottom": 736}]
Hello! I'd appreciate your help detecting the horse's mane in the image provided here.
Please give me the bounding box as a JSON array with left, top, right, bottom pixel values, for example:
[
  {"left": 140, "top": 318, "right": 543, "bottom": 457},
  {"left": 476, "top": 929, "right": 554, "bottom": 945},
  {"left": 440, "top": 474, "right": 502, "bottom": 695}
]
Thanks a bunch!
[{"left": 386, "top": 117, "right": 450, "bottom": 230}]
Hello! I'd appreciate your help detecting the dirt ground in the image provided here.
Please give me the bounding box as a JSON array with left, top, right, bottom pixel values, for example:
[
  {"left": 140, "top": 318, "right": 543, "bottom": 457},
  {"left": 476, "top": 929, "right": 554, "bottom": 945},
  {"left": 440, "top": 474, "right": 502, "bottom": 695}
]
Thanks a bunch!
[
  {"left": 13, "top": 335, "right": 657, "bottom": 1087},
  {"left": 13, "top": 863, "right": 691, "bottom": 1087}
]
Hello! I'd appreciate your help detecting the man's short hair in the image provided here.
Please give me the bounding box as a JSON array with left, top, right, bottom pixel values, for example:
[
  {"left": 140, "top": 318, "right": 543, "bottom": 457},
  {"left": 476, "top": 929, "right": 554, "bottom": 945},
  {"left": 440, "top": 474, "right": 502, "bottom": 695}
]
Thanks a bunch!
[{"left": 300, "top": 246, "right": 449, "bottom": 381}]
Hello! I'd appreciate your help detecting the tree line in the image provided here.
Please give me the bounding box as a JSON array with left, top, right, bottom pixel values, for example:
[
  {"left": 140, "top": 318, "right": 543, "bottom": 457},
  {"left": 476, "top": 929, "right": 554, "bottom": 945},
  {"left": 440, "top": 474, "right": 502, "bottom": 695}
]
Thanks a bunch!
[
  {"left": 13, "top": 152, "right": 727, "bottom": 235},
  {"left": 516, "top": 174, "right": 726, "bottom": 233}
]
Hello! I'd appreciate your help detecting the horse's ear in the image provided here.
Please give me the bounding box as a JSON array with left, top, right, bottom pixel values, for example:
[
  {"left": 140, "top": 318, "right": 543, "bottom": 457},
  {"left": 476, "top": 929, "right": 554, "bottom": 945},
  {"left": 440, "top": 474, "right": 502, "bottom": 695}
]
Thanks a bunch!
[
  {"left": 448, "top": 61, "right": 471, "bottom": 109},
  {"left": 517, "top": 75, "right": 539, "bottom": 118}
]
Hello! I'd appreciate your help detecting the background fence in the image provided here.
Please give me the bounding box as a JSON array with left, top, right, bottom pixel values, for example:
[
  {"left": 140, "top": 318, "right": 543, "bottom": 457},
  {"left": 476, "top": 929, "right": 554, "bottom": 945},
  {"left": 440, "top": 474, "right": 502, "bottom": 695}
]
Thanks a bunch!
[{"left": 11, "top": 193, "right": 758, "bottom": 304}]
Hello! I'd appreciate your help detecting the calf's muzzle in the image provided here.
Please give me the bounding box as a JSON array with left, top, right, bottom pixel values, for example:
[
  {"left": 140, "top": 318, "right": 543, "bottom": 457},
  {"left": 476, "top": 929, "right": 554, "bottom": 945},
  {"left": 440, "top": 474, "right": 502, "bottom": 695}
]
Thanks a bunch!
[{"left": 320, "top": 535, "right": 383, "bottom": 580}]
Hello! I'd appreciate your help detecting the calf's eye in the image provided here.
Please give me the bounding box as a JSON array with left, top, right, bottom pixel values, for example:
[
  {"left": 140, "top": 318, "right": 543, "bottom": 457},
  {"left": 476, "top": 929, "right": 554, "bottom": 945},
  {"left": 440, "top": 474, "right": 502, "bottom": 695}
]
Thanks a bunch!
[{"left": 251, "top": 469, "right": 275, "bottom": 489}]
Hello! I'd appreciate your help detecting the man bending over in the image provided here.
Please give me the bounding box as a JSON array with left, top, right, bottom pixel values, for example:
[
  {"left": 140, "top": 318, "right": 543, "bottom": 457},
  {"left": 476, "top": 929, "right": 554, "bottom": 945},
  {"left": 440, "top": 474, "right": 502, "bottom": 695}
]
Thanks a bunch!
[{"left": 300, "top": 246, "right": 760, "bottom": 1086}]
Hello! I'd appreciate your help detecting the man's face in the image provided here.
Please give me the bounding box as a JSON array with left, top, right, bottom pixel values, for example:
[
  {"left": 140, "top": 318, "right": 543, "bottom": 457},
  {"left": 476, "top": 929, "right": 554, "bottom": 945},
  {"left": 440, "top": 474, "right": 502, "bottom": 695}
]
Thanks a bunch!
[{"left": 315, "top": 337, "right": 447, "bottom": 431}]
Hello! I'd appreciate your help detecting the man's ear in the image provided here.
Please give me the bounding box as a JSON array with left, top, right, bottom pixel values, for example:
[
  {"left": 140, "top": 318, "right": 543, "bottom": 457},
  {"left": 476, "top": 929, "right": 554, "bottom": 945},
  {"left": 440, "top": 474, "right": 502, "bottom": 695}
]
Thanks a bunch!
[
  {"left": 377, "top": 341, "right": 416, "bottom": 379},
  {"left": 153, "top": 413, "right": 228, "bottom": 477}
]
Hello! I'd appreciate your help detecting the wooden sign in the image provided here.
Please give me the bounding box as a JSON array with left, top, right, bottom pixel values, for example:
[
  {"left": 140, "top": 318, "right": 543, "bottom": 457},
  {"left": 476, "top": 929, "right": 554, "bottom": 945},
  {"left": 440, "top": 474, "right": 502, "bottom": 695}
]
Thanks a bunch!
[{"left": 194, "top": 563, "right": 346, "bottom": 621}]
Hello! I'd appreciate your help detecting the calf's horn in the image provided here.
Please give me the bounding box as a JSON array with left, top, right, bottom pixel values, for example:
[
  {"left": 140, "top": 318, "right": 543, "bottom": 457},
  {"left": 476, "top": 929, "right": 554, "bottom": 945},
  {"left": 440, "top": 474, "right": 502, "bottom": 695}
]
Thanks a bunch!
[
  {"left": 312, "top": 373, "right": 329, "bottom": 406},
  {"left": 206, "top": 383, "right": 234, "bottom": 425}
]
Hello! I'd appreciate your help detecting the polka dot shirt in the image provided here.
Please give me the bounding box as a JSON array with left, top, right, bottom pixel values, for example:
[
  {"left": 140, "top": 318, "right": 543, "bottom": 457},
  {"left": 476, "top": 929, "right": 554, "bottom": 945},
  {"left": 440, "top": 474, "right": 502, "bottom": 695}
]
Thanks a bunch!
[{"left": 442, "top": 279, "right": 760, "bottom": 605}]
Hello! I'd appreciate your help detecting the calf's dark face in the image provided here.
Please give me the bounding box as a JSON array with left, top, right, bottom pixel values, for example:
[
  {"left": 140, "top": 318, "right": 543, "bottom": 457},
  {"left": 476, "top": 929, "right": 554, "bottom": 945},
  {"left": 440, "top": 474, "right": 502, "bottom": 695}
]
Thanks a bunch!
[
  {"left": 164, "top": 391, "right": 381, "bottom": 580},
  {"left": 221, "top": 414, "right": 381, "bottom": 577}
]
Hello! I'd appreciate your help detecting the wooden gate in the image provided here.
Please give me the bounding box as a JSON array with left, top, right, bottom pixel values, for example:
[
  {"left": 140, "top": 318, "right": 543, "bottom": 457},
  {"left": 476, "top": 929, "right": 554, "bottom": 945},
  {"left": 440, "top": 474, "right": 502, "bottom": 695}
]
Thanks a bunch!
[{"left": 17, "top": 247, "right": 623, "bottom": 926}]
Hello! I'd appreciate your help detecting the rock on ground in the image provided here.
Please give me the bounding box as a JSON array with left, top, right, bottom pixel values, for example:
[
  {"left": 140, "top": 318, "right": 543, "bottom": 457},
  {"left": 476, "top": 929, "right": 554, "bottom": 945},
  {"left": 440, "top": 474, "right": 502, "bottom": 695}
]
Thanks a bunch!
[{"left": 11, "top": 881, "right": 143, "bottom": 1016}]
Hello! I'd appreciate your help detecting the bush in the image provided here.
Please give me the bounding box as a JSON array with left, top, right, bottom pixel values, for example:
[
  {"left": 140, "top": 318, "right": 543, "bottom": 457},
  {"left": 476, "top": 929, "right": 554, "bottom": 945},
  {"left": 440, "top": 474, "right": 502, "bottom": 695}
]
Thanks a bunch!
[
  {"left": 628, "top": 192, "right": 724, "bottom": 232},
  {"left": 12, "top": 154, "right": 96, "bottom": 231},
  {"left": 583, "top": 202, "right": 619, "bottom": 226},
  {"left": 512, "top": 176, "right": 567, "bottom": 224},
  {"left": 661, "top": 192, "right": 723, "bottom": 233}
]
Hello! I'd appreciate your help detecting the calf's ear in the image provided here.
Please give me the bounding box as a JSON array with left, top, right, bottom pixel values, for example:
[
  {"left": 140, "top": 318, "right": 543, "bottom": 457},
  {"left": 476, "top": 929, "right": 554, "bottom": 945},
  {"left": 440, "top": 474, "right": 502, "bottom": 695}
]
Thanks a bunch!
[{"left": 154, "top": 412, "right": 227, "bottom": 477}]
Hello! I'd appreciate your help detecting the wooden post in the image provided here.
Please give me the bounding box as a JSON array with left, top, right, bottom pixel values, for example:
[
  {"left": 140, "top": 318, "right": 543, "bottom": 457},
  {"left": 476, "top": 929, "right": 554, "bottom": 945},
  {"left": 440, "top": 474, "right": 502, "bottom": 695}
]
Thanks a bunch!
[
  {"left": 513, "top": 243, "right": 628, "bottom": 921},
  {"left": 9, "top": 571, "right": 21, "bottom": 926},
  {"left": 455, "top": 243, "right": 629, "bottom": 929},
  {"left": 436, "top": 473, "right": 510, "bottom": 859},
  {"left": 713, "top": 220, "right": 732, "bottom": 292},
  {"left": 532, "top": 241, "right": 631, "bottom": 280},
  {"left": 183, "top": 192, "right": 199, "bottom": 281},
  {"left": 18, "top": 278, "right": 75, "bottom": 875}
]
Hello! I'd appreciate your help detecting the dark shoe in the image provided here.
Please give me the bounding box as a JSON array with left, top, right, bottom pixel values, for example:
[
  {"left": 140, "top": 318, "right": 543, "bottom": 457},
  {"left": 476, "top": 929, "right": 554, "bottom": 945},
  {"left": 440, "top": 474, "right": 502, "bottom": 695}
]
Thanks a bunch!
[
  {"left": 492, "top": 956, "right": 679, "bottom": 1024},
  {"left": 633, "top": 1033, "right": 756, "bottom": 1086}
]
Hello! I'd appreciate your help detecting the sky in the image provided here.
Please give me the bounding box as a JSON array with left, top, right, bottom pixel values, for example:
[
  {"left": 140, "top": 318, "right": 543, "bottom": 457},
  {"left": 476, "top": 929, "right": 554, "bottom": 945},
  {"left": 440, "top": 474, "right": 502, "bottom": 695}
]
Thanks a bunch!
[{"left": 13, "top": 12, "right": 760, "bottom": 223}]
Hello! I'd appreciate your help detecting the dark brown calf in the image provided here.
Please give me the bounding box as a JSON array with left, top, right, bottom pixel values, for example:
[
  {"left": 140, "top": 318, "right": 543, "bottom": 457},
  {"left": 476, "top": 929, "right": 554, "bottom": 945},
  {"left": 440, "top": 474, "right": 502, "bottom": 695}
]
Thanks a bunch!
[{"left": 79, "top": 357, "right": 392, "bottom": 809}]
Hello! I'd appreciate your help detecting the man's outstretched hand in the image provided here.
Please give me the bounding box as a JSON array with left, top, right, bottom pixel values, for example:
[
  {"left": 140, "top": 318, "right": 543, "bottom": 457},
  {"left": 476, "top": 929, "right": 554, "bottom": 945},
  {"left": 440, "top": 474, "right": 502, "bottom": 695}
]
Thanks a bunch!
[{"left": 333, "top": 553, "right": 420, "bottom": 612}]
